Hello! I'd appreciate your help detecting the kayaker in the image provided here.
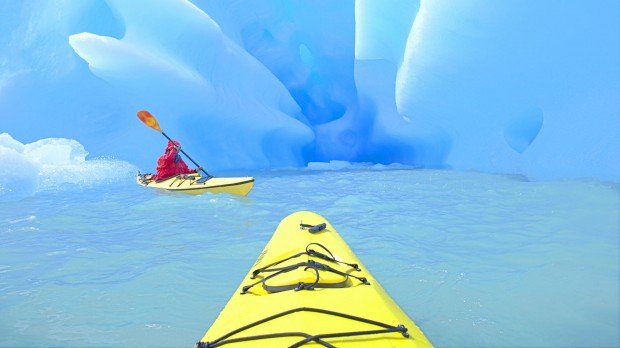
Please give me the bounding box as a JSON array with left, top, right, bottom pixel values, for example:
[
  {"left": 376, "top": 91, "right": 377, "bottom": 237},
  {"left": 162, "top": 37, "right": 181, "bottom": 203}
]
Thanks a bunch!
[{"left": 153, "top": 140, "right": 202, "bottom": 180}]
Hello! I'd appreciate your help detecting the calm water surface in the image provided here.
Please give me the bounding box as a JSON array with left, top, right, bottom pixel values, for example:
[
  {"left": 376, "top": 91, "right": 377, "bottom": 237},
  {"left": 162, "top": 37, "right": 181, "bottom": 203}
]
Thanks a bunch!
[{"left": 1, "top": 169, "right": 618, "bottom": 347}]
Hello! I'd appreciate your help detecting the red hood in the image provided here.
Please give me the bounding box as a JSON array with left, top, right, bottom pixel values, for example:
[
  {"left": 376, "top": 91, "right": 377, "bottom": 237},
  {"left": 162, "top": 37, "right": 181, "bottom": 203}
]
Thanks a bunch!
[{"left": 166, "top": 140, "right": 180, "bottom": 151}]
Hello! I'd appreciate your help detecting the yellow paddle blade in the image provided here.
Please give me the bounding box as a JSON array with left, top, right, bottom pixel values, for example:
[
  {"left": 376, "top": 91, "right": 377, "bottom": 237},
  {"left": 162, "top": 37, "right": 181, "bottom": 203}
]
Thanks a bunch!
[{"left": 137, "top": 110, "right": 162, "bottom": 132}]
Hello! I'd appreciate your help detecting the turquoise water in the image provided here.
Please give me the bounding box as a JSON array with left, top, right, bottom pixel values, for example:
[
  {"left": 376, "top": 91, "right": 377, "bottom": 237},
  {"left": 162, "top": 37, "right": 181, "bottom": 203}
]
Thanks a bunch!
[{"left": 1, "top": 169, "right": 618, "bottom": 347}]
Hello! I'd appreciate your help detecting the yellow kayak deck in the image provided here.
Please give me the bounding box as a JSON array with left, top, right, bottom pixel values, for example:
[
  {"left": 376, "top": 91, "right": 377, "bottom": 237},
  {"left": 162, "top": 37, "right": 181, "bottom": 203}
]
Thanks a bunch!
[
  {"left": 197, "top": 211, "right": 432, "bottom": 347},
  {"left": 136, "top": 173, "right": 254, "bottom": 196}
]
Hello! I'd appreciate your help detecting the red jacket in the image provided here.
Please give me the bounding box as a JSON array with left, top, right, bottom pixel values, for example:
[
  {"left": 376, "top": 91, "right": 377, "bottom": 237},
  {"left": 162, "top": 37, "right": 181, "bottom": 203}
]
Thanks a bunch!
[{"left": 154, "top": 140, "right": 196, "bottom": 180}]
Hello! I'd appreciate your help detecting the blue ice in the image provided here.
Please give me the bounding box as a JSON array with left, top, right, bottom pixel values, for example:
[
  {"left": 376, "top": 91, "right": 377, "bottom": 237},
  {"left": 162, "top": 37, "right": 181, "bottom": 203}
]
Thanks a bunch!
[{"left": 1, "top": 0, "right": 619, "bottom": 198}]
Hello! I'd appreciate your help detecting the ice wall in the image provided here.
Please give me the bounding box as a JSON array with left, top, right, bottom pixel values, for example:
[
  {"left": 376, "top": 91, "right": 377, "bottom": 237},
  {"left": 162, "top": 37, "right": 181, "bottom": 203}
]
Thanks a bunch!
[
  {"left": 0, "top": 1, "right": 134, "bottom": 165},
  {"left": 191, "top": 0, "right": 361, "bottom": 161},
  {"left": 396, "top": 0, "right": 620, "bottom": 181},
  {"left": 68, "top": 0, "right": 314, "bottom": 170},
  {"left": 353, "top": 0, "right": 450, "bottom": 165},
  {"left": 1, "top": 0, "right": 618, "bottom": 182},
  {"left": 192, "top": 0, "right": 446, "bottom": 164}
]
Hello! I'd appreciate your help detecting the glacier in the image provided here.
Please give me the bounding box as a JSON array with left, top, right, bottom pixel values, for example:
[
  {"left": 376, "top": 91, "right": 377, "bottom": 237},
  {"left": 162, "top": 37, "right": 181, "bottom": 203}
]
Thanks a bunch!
[{"left": 1, "top": 0, "right": 619, "bottom": 194}]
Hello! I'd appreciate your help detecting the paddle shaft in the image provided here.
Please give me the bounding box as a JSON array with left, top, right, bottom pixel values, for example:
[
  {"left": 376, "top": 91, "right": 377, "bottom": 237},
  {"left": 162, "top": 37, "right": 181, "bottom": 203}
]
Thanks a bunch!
[{"left": 161, "top": 131, "right": 213, "bottom": 178}]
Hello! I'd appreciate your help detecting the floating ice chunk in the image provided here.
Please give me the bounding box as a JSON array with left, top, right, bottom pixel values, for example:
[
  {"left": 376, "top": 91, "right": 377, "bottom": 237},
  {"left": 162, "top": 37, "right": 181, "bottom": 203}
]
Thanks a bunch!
[
  {"left": 38, "top": 158, "right": 137, "bottom": 191},
  {"left": 0, "top": 146, "right": 39, "bottom": 201},
  {"left": 306, "top": 161, "right": 412, "bottom": 172},
  {"left": 0, "top": 133, "right": 25, "bottom": 153},
  {"left": 8, "top": 215, "right": 36, "bottom": 224},
  {"left": 23, "top": 138, "right": 88, "bottom": 165},
  {"left": 0, "top": 134, "right": 137, "bottom": 200},
  {"left": 306, "top": 161, "right": 353, "bottom": 171}
]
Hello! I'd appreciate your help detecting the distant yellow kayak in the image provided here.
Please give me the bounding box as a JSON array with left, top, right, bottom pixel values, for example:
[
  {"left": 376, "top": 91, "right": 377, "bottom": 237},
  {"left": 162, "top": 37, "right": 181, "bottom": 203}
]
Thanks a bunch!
[
  {"left": 136, "top": 173, "right": 254, "bottom": 196},
  {"left": 196, "top": 211, "right": 432, "bottom": 347}
]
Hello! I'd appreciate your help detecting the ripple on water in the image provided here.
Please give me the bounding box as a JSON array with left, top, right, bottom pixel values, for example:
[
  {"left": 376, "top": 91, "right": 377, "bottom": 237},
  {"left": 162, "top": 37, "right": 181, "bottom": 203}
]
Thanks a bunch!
[{"left": 0, "top": 169, "right": 618, "bottom": 347}]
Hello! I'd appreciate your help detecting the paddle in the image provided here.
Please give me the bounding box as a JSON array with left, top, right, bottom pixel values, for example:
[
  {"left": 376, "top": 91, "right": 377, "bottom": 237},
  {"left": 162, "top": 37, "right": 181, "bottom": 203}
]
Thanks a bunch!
[{"left": 137, "top": 110, "right": 213, "bottom": 179}]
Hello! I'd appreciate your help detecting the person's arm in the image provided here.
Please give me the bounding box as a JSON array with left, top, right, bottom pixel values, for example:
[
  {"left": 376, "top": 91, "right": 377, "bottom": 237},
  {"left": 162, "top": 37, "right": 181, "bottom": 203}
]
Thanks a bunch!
[{"left": 176, "top": 158, "right": 194, "bottom": 174}]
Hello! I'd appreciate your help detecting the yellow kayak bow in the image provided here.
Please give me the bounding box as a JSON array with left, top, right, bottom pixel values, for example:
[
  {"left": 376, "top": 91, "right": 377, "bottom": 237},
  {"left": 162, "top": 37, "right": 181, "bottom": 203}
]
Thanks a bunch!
[{"left": 196, "top": 211, "right": 432, "bottom": 347}]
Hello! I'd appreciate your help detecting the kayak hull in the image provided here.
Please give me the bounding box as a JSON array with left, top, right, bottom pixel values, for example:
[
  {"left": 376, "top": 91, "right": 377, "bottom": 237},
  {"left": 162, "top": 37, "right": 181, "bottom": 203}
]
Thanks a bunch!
[
  {"left": 136, "top": 174, "right": 254, "bottom": 196},
  {"left": 197, "top": 211, "right": 432, "bottom": 347}
]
